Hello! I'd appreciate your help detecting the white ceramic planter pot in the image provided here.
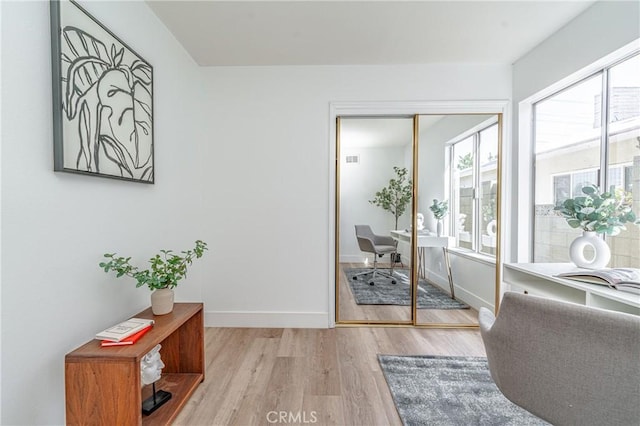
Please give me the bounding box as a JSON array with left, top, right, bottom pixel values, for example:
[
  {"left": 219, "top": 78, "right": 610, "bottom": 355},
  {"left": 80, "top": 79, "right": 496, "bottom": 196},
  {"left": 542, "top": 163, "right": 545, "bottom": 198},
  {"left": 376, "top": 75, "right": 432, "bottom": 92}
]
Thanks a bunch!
[
  {"left": 486, "top": 219, "right": 497, "bottom": 237},
  {"left": 569, "top": 231, "right": 610, "bottom": 269},
  {"left": 151, "top": 288, "right": 175, "bottom": 315}
]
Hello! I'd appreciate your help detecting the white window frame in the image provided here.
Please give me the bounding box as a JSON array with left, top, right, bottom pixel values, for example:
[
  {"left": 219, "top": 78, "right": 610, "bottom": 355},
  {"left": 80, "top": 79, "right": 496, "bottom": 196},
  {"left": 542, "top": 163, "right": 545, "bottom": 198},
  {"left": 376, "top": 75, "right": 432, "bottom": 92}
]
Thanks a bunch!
[
  {"left": 518, "top": 43, "right": 640, "bottom": 262},
  {"left": 448, "top": 117, "right": 499, "bottom": 257}
]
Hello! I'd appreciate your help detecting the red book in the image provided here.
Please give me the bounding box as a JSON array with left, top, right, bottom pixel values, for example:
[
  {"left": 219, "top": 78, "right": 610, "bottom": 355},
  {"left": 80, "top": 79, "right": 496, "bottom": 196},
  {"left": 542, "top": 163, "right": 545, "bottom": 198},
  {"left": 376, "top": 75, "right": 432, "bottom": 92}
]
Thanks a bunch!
[{"left": 100, "top": 324, "right": 152, "bottom": 347}]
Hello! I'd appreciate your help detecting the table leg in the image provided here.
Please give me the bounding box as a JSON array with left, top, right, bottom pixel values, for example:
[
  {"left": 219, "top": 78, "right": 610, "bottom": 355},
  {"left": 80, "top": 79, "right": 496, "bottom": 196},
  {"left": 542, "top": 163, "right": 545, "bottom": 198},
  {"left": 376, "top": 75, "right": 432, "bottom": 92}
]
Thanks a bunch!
[
  {"left": 418, "top": 247, "right": 426, "bottom": 279},
  {"left": 443, "top": 247, "right": 455, "bottom": 299}
]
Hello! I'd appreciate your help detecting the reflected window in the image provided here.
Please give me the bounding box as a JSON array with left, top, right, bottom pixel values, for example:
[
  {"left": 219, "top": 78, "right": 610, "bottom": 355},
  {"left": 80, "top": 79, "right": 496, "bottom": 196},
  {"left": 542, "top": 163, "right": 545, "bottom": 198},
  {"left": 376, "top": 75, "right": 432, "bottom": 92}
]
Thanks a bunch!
[
  {"left": 479, "top": 124, "right": 498, "bottom": 255},
  {"left": 449, "top": 121, "right": 498, "bottom": 256},
  {"left": 452, "top": 137, "right": 474, "bottom": 251}
]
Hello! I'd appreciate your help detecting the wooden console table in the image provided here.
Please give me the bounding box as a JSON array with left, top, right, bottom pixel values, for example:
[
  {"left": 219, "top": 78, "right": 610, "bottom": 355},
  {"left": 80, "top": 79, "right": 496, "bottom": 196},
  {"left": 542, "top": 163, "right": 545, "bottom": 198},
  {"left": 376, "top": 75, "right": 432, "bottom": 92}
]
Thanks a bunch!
[
  {"left": 504, "top": 263, "right": 640, "bottom": 316},
  {"left": 65, "top": 303, "right": 204, "bottom": 425}
]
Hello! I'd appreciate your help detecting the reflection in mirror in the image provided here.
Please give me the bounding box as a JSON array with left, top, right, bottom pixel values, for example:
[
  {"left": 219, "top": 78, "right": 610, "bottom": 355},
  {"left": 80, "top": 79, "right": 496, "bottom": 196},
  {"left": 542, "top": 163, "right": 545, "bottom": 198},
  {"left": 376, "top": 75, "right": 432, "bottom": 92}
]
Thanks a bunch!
[
  {"left": 415, "top": 114, "right": 499, "bottom": 326},
  {"left": 337, "top": 117, "right": 413, "bottom": 323}
]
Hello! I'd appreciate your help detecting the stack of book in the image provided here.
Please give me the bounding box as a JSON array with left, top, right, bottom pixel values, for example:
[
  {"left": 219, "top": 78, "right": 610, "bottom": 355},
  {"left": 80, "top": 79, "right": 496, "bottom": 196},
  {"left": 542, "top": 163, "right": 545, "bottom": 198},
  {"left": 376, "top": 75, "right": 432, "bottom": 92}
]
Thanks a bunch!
[{"left": 95, "top": 317, "right": 154, "bottom": 347}]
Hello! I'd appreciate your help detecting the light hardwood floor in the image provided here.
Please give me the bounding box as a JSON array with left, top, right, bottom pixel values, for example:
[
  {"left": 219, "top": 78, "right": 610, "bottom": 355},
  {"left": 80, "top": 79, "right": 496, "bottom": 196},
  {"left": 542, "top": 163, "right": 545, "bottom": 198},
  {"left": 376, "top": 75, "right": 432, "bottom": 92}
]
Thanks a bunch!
[
  {"left": 338, "top": 262, "right": 479, "bottom": 325},
  {"left": 174, "top": 326, "right": 486, "bottom": 426}
]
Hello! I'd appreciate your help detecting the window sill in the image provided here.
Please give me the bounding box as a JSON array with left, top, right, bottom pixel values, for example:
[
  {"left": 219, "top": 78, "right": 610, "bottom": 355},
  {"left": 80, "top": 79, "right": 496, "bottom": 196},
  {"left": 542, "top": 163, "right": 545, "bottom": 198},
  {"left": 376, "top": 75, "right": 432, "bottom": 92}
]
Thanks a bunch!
[{"left": 447, "top": 248, "right": 496, "bottom": 266}]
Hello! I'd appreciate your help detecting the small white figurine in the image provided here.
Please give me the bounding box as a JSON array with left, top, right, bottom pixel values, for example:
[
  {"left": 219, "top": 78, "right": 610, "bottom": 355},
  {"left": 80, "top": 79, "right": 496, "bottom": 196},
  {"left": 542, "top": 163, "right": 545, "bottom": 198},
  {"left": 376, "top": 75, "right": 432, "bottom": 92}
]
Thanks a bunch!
[
  {"left": 141, "top": 344, "right": 165, "bottom": 386},
  {"left": 416, "top": 213, "right": 425, "bottom": 231}
]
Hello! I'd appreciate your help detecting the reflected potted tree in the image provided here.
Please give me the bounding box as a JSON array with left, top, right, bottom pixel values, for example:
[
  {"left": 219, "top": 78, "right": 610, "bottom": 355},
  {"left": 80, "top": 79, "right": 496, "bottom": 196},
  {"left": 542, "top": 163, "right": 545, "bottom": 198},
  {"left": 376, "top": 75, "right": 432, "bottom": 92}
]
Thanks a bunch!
[
  {"left": 369, "top": 166, "right": 412, "bottom": 231},
  {"left": 370, "top": 167, "right": 412, "bottom": 264}
]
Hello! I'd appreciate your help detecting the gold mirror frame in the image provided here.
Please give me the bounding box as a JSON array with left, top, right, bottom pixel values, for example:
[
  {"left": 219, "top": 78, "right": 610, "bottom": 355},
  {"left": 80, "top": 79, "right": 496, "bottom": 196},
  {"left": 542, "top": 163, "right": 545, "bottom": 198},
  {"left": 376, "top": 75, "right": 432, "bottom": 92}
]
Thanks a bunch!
[
  {"left": 335, "top": 115, "right": 415, "bottom": 326},
  {"left": 332, "top": 101, "right": 507, "bottom": 328}
]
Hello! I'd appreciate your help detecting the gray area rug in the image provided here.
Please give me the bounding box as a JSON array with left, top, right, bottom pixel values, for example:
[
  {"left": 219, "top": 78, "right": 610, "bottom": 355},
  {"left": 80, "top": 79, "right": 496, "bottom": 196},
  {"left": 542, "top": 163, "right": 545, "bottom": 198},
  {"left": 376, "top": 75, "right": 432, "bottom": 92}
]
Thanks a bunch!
[
  {"left": 378, "top": 355, "right": 549, "bottom": 426},
  {"left": 345, "top": 268, "right": 469, "bottom": 309}
]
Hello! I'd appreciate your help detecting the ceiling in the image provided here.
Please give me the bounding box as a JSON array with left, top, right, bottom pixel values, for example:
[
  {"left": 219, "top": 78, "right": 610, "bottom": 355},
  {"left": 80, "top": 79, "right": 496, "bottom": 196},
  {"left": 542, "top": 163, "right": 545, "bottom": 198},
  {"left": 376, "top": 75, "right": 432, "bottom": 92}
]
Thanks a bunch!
[{"left": 147, "top": 0, "right": 596, "bottom": 67}]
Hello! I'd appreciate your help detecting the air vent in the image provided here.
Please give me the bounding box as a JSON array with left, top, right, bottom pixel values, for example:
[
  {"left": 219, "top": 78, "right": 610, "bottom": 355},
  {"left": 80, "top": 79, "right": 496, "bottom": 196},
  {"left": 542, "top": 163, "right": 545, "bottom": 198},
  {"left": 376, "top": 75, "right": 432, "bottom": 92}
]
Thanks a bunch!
[{"left": 346, "top": 155, "right": 359, "bottom": 164}]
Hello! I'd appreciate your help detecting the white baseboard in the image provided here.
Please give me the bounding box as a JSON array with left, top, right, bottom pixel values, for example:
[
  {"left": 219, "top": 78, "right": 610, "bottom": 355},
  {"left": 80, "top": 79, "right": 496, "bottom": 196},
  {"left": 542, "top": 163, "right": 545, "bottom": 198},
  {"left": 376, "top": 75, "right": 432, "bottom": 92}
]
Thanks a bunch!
[
  {"left": 423, "top": 269, "right": 494, "bottom": 312},
  {"left": 205, "top": 310, "right": 330, "bottom": 328},
  {"left": 423, "top": 270, "right": 449, "bottom": 290},
  {"left": 453, "top": 286, "right": 494, "bottom": 312}
]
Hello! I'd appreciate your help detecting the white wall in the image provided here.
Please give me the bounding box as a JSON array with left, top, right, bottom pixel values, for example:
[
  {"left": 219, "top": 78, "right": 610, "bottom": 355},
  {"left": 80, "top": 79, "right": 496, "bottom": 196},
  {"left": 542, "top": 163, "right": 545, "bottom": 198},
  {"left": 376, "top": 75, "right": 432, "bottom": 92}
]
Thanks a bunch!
[
  {"left": 200, "top": 64, "right": 511, "bottom": 327},
  {"left": 1, "top": 1, "right": 207, "bottom": 424},
  {"left": 511, "top": 0, "right": 640, "bottom": 262},
  {"left": 339, "top": 146, "right": 408, "bottom": 262}
]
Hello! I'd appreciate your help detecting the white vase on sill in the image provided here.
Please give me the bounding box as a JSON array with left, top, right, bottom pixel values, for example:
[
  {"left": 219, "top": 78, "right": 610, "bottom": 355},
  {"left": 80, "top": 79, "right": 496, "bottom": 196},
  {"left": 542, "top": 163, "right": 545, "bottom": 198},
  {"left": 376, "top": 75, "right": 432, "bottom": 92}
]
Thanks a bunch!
[
  {"left": 569, "top": 231, "right": 610, "bottom": 269},
  {"left": 436, "top": 220, "right": 443, "bottom": 237}
]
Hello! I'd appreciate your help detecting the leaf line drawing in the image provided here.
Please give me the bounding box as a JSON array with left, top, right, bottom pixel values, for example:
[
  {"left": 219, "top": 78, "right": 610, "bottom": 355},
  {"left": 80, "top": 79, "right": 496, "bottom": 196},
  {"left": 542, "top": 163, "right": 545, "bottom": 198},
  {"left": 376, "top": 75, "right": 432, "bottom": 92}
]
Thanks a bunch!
[{"left": 60, "top": 24, "right": 153, "bottom": 182}]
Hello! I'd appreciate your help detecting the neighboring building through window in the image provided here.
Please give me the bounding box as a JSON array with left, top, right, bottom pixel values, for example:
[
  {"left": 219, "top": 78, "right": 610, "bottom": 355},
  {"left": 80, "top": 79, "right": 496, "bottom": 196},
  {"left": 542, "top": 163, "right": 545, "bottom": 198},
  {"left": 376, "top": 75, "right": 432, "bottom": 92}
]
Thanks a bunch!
[
  {"left": 533, "top": 53, "right": 640, "bottom": 268},
  {"left": 552, "top": 165, "right": 632, "bottom": 205},
  {"left": 449, "top": 121, "right": 499, "bottom": 257}
]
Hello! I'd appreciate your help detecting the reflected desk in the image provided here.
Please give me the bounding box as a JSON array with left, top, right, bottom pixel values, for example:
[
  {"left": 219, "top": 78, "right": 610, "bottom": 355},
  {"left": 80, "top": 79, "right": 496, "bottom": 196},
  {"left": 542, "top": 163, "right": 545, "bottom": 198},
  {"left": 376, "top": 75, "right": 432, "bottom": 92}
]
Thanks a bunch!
[{"left": 390, "top": 230, "right": 456, "bottom": 299}]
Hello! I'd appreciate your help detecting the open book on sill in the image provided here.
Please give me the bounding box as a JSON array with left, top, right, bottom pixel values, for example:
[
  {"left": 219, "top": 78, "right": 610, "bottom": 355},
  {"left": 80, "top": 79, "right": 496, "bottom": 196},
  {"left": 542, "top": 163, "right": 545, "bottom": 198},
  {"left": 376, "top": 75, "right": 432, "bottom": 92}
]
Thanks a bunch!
[{"left": 556, "top": 268, "right": 640, "bottom": 295}]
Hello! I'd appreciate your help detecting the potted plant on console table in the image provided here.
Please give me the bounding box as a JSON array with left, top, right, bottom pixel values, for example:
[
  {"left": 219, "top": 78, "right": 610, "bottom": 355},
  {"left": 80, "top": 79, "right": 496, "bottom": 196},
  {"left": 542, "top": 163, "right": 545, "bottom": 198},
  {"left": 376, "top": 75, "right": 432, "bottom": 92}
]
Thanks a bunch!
[{"left": 99, "top": 240, "right": 208, "bottom": 315}]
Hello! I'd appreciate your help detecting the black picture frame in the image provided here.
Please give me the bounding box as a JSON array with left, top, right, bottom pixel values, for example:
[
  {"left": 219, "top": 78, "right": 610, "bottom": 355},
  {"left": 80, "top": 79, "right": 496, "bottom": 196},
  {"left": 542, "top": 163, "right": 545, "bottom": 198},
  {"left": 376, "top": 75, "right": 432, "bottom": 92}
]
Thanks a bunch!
[{"left": 50, "top": 0, "right": 154, "bottom": 183}]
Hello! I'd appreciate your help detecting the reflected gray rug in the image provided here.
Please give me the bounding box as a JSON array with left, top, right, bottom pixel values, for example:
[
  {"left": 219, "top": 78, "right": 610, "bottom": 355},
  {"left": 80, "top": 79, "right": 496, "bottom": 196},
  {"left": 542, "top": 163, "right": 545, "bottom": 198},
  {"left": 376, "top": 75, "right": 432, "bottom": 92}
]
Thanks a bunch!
[
  {"left": 378, "top": 355, "right": 549, "bottom": 426},
  {"left": 345, "top": 268, "right": 469, "bottom": 309}
]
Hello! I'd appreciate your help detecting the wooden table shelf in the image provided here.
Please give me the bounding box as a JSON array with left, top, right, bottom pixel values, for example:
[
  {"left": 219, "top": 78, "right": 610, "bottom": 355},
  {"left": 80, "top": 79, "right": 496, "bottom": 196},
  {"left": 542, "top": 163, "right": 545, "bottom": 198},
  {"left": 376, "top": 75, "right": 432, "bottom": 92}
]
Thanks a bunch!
[{"left": 65, "top": 303, "right": 205, "bottom": 425}]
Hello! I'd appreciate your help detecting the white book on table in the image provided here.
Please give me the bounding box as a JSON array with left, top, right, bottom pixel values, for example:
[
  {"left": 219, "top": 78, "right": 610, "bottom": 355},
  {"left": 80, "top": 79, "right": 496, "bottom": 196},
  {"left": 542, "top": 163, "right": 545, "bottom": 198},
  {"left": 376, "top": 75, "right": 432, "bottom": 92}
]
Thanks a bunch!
[{"left": 95, "top": 317, "right": 154, "bottom": 342}]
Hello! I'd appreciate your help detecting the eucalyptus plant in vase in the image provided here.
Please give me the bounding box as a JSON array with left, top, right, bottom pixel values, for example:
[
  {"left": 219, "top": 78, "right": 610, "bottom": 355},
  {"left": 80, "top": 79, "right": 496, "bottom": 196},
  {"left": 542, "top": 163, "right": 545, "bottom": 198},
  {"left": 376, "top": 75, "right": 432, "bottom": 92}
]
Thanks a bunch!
[
  {"left": 555, "top": 184, "right": 638, "bottom": 268},
  {"left": 429, "top": 199, "right": 449, "bottom": 237},
  {"left": 99, "top": 240, "right": 208, "bottom": 315}
]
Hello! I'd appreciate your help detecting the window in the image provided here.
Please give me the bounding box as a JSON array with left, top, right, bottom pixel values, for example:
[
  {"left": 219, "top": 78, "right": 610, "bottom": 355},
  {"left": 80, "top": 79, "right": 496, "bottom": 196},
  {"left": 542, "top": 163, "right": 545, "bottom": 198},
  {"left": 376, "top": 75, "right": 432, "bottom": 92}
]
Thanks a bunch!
[
  {"left": 450, "top": 121, "right": 499, "bottom": 256},
  {"left": 533, "top": 53, "right": 640, "bottom": 268},
  {"left": 552, "top": 167, "right": 633, "bottom": 206},
  {"left": 552, "top": 174, "right": 571, "bottom": 204}
]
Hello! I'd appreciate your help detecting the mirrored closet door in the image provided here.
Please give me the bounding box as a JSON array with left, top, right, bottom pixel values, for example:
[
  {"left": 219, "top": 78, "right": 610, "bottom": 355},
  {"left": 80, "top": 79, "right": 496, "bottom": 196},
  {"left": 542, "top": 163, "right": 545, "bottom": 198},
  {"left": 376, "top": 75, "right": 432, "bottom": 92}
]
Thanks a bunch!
[
  {"left": 335, "top": 107, "right": 503, "bottom": 327},
  {"left": 414, "top": 114, "right": 500, "bottom": 326},
  {"left": 336, "top": 116, "right": 414, "bottom": 324}
]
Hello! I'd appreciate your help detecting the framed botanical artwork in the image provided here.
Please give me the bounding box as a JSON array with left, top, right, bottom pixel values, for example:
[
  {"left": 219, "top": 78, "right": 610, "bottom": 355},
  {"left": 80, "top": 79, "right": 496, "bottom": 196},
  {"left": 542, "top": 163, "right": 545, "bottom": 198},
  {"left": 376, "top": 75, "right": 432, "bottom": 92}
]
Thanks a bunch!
[{"left": 50, "top": 0, "right": 154, "bottom": 183}]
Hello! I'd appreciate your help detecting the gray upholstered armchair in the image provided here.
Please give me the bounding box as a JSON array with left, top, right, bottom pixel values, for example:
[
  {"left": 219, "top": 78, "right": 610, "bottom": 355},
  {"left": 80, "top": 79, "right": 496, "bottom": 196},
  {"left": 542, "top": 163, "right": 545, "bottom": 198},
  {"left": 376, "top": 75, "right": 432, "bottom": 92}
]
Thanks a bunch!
[
  {"left": 479, "top": 292, "right": 640, "bottom": 426},
  {"left": 352, "top": 225, "right": 398, "bottom": 285}
]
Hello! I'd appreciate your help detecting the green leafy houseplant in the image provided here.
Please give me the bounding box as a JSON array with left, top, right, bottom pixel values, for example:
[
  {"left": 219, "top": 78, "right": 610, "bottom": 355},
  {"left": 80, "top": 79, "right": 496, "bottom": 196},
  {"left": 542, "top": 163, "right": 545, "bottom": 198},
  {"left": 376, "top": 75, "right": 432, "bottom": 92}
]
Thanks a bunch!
[
  {"left": 555, "top": 185, "right": 639, "bottom": 236},
  {"left": 429, "top": 199, "right": 449, "bottom": 220},
  {"left": 369, "top": 166, "right": 413, "bottom": 230},
  {"left": 99, "top": 240, "right": 208, "bottom": 290}
]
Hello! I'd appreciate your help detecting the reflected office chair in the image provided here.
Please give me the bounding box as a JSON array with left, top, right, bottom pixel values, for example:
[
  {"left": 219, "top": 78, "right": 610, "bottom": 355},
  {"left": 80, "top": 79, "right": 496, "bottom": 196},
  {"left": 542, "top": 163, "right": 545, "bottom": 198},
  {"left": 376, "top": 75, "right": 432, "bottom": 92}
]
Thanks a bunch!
[{"left": 352, "top": 225, "right": 398, "bottom": 286}]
